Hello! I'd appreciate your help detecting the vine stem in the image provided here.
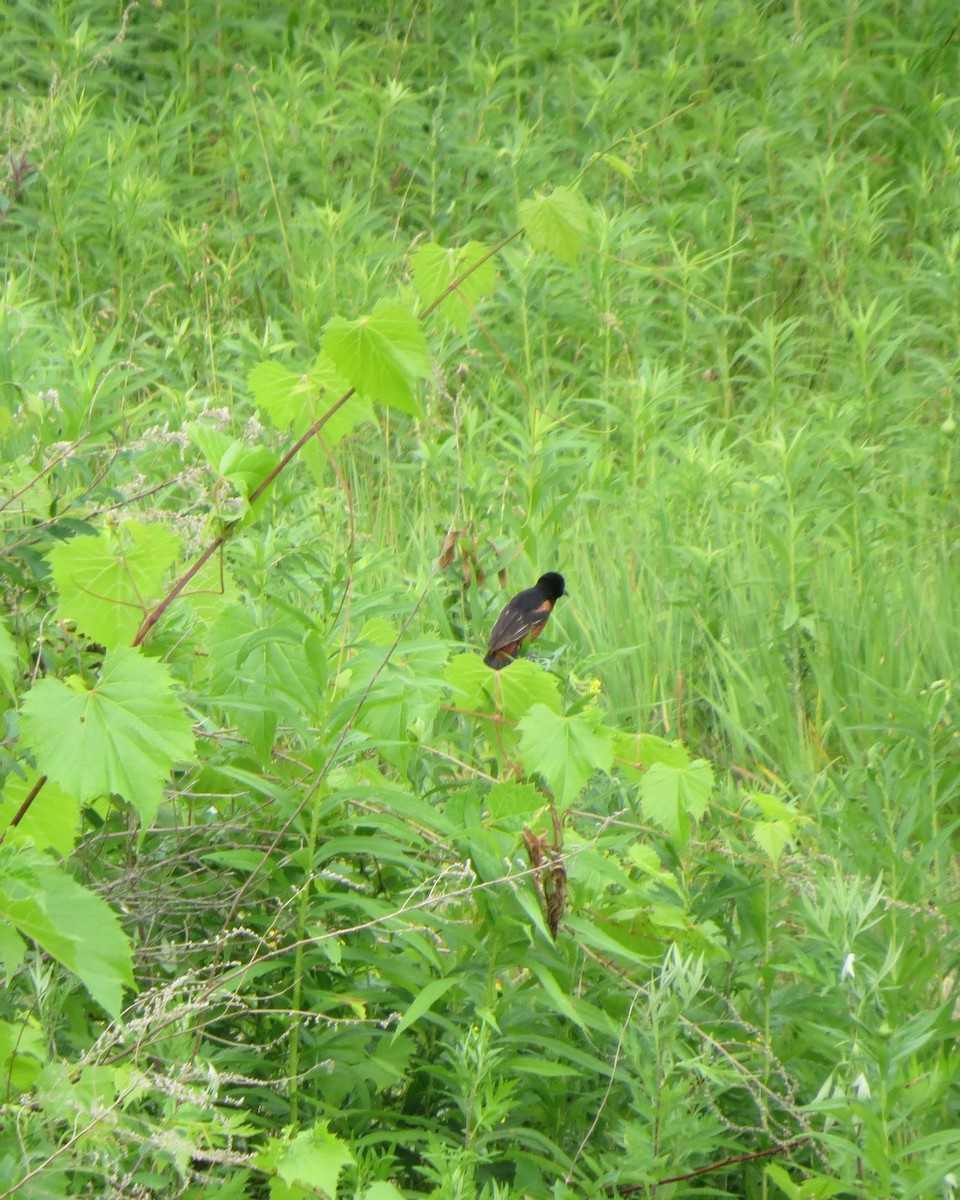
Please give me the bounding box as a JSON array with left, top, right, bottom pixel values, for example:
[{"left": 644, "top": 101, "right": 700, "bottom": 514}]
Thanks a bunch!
[
  {"left": 132, "top": 226, "right": 520, "bottom": 648},
  {"left": 5, "top": 228, "right": 520, "bottom": 839},
  {"left": 0, "top": 775, "right": 48, "bottom": 847},
  {"left": 615, "top": 1138, "right": 810, "bottom": 1193}
]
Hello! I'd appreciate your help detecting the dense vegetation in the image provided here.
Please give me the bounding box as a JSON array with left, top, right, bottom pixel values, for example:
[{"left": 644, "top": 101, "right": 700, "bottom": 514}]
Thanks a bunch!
[{"left": 1, "top": 2, "right": 958, "bottom": 1197}]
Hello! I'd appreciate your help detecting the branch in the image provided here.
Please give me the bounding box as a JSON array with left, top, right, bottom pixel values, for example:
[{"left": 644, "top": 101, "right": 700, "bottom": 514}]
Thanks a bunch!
[{"left": 615, "top": 1137, "right": 810, "bottom": 1194}]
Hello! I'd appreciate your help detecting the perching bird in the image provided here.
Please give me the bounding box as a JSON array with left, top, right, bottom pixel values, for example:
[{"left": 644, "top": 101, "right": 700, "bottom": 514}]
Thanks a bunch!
[{"left": 483, "top": 572, "right": 567, "bottom": 669}]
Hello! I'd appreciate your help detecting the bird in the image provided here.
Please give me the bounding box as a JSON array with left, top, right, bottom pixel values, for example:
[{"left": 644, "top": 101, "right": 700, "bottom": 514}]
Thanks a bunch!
[{"left": 483, "top": 572, "right": 567, "bottom": 669}]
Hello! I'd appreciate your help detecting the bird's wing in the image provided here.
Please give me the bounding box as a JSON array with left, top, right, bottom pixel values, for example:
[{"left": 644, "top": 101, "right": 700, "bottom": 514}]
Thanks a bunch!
[{"left": 487, "top": 598, "right": 551, "bottom": 654}]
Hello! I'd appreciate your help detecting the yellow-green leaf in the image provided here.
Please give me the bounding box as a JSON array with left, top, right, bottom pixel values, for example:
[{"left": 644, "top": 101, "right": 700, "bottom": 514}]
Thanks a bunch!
[
  {"left": 19, "top": 646, "right": 195, "bottom": 828},
  {"left": 518, "top": 704, "right": 613, "bottom": 805},
  {"left": 47, "top": 520, "right": 180, "bottom": 648},
  {"left": 518, "top": 186, "right": 591, "bottom": 263},
  {"left": 411, "top": 241, "right": 497, "bottom": 333},
  {"left": 323, "top": 300, "right": 430, "bottom": 416}
]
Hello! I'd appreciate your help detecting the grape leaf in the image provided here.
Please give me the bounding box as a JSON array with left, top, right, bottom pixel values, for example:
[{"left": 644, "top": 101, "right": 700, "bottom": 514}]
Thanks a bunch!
[
  {"left": 518, "top": 186, "right": 591, "bottom": 263},
  {"left": 323, "top": 300, "right": 430, "bottom": 415},
  {"left": 750, "top": 790, "right": 802, "bottom": 824},
  {"left": 185, "top": 425, "right": 278, "bottom": 500},
  {"left": 256, "top": 1121, "right": 354, "bottom": 1200},
  {"left": 0, "top": 843, "right": 133, "bottom": 1018},
  {"left": 219, "top": 443, "right": 279, "bottom": 499},
  {"left": 0, "top": 619, "right": 17, "bottom": 698},
  {"left": 184, "top": 422, "right": 232, "bottom": 471},
  {"left": 47, "top": 520, "right": 180, "bottom": 648},
  {"left": 613, "top": 730, "right": 689, "bottom": 778},
  {"left": 494, "top": 659, "right": 564, "bottom": 722},
  {"left": 411, "top": 241, "right": 497, "bottom": 333},
  {"left": 752, "top": 820, "right": 793, "bottom": 866},
  {"left": 248, "top": 356, "right": 372, "bottom": 444},
  {"left": 0, "top": 1014, "right": 46, "bottom": 1092},
  {"left": 248, "top": 361, "right": 312, "bottom": 430},
  {"left": 443, "top": 651, "right": 493, "bottom": 704},
  {"left": 0, "top": 919, "right": 26, "bottom": 980},
  {"left": 485, "top": 781, "right": 548, "bottom": 830},
  {"left": 518, "top": 704, "right": 613, "bottom": 805},
  {"left": 307, "top": 352, "right": 375, "bottom": 439},
  {"left": 444, "top": 653, "right": 562, "bottom": 721},
  {"left": 747, "top": 790, "right": 807, "bottom": 866},
  {"left": 0, "top": 769, "right": 82, "bottom": 856},
  {"left": 19, "top": 646, "right": 196, "bottom": 828},
  {"left": 640, "top": 759, "right": 715, "bottom": 845},
  {"left": 180, "top": 552, "right": 239, "bottom": 625},
  {"left": 364, "top": 1183, "right": 406, "bottom": 1200}
]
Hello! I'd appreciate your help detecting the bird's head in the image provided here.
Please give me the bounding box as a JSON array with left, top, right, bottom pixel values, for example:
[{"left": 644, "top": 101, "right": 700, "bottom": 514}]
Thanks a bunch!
[{"left": 537, "top": 572, "right": 567, "bottom": 600}]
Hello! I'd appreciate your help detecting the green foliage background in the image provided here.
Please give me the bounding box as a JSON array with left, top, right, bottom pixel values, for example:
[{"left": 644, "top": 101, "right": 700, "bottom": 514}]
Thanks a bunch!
[{"left": 1, "top": 1, "right": 958, "bottom": 1198}]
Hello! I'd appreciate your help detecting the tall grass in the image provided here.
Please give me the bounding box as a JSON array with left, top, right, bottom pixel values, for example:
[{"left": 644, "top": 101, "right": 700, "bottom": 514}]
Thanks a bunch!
[
  {"left": 2, "top": 0, "right": 958, "bottom": 1194},
  {"left": 5, "top": 0, "right": 956, "bottom": 958}
]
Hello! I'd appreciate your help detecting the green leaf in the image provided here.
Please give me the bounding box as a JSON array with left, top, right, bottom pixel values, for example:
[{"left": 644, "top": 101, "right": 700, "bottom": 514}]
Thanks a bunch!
[
  {"left": 600, "top": 152, "right": 635, "bottom": 182},
  {"left": 518, "top": 705, "right": 614, "bottom": 805},
  {"left": 0, "top": 1016, "right": 46, "bottom": 1092},
  {"left": 494, "top": 659, "right": 564, "bottom": 722},
  {"left": 613, "top": 730, "right": 689, "bottom": 777},
  {"left": 485, "top": 782, "right": 549, "bottom": 830},
  {"left": 444, "top": 653, "right": 562, "bottom": 721},
  {"left": 746, "top": 791, "right": 807, "bottom": 864},
  {"left": 0, "top": 919, "right": 26, "bottom": 980},
  {"left": 307, "top": 353, "right": 375, "bottom": 440},
  {"left": 185, "top": 424, "right": 278, "bottom": 500},
  {"left": 565, "top": 913, "right": 663, "bottom": 964},
  {"left": 626, "top": 843, "right": 682, "bottom": 894},
  {"left": 781, "top": 597, "right": 800, "bottom": 631},
  {"left": 0, "top": 843, "right": 134, "bottom": 1018},
  {"left": 0, "top": 619, "right": 18, "bottom": 699},
  {"left": 765, "top": 1164, "right": 799, "bottom": 1199},
  {"left": 184, "top": 422, "right": 233, "bottom": 471},
  {"left": 248, "top": 361, "right": 313, "bottom": 430},
  {"left": 765, "top": 1164, "right": 847, "bottom": 1199},
  {"left": 508, "top": 1056, "right": 579, "bottom": 1078},
  {"left": 639, "top": 759, "right": 714, "bottom": 845},
  {"left": 205, "top": 605, "right": 326, "bottom": 758},
  {"left": 180, "top": 553, "right": 240, "bottom": 625},
  {"left": 356, "top": 616, "right": 396, "bottom": 646},
  {"left": 749, "top": 790, "right": 803, "bottom": 824},
  {"left": 277, "top": 1124, "right": 353, "bottom": 1197},
  {"left": 256, "top": 1122, "right": 354, "bottom": 1200},
  {"left": 47, "top": 519, "right": 180, "bottom": 648},
  {"left": 752, "top": 820, "right": 793, "bottom": 866},
  {"left": 0, "top": 769, "right": 82, "bottom": 856},
  {"left": 19, "top": 647, "right": 195, "bottom": 828},
  {"left": 200, "top": 850, "right": 265, "bottom": 872},
  {"left": 443, "top": 651, "right": 494, "bottom": 703},
  {"left": 364, "top": 1183, "right": 407, "bottom": 1200},
  {"left": 323, "top": 300, "right": 430, "bottom": 416},
  {"left": 393, "top": 976, "right": 460, "bottom": 1037},
  {"left": 518, "top": 186, "right": 591, "bottom": 263},
  {"left": 248, "top": 357, "right": 372, "bottom": 444},
  {"left": 219, "top": 442, "right": 279, "bottom": 499},
  {"left": 527, "top": 961, "right": 587, "bottom": 1030},
  {"left": 411, "top": 241, "right": 497, "bottom": 334}
]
